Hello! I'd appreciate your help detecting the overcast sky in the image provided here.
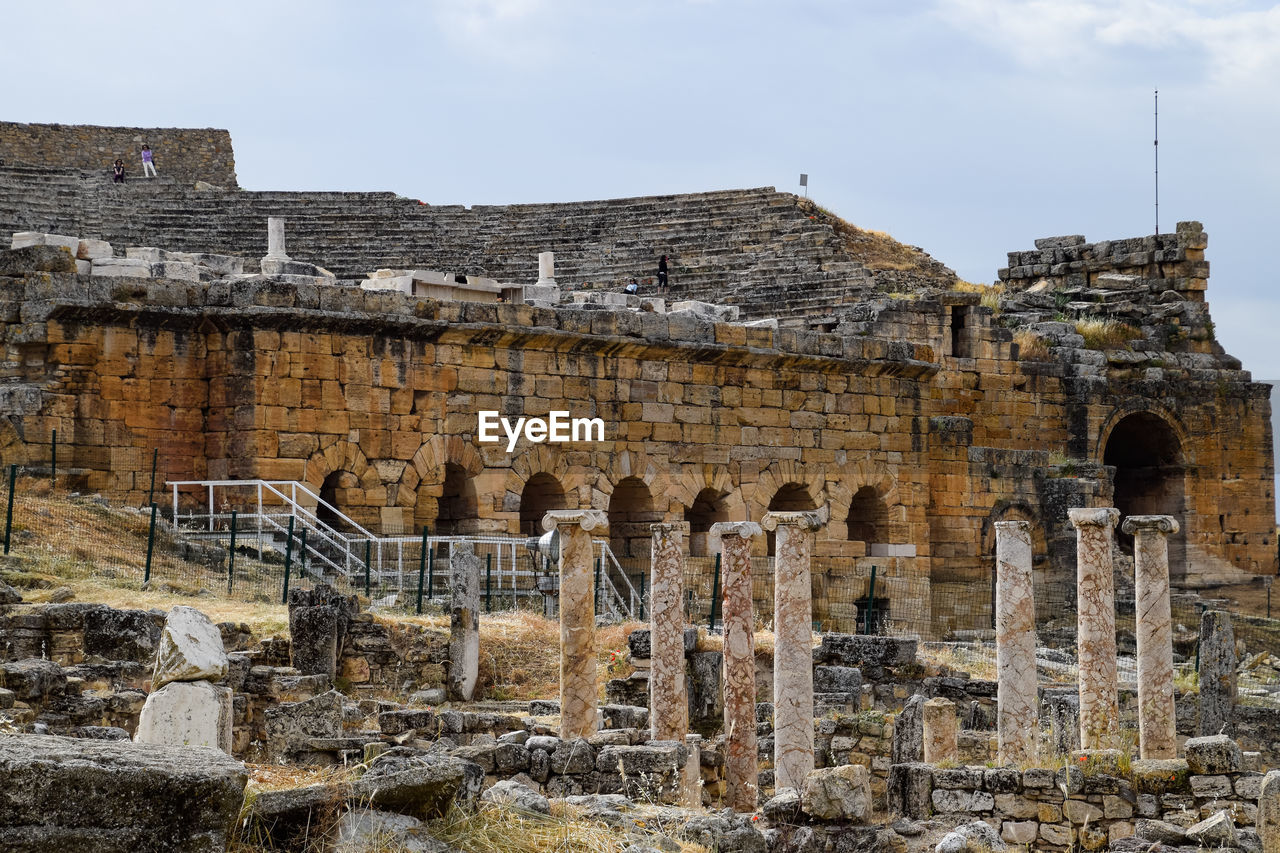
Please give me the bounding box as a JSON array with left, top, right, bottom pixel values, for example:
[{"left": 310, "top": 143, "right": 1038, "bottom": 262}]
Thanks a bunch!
[{"left": 4, "top": 0, "right": 1278, "bottom": 376}]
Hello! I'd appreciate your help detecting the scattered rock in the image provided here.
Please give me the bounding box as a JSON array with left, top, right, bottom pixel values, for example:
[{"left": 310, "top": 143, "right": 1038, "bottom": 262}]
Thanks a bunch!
[
  {"left": 801, "top": 763, "right": 872, "bottom": 822},
  {"left": 333, "top": 807, "right": 455, "bottom": 853},
  {"left": 153, "top": 605, "right": 228, "bottom": 688},
  {"left": 934, "top": 820, "right": 1006, "bottom": 852},
  {"left": 353, "top": 748, "right": 484, "bottom": 818},
  {"left": 1, "top": 658, "right": 67, "bottom": 700},
  {"left": 48, "top": 586, "right": 74, "bottom": 603},
  {"left": 264, "top": 689, "right": 344, "bottom": 762},
  {"left": 762, "top": 787, "right": 802, "bottom": 824},
  {"left": 1184, "top": 809, "right": 1236, "bottom": 847},
  {"left": 481, "top": 779, "right": 551, "bottom": 815},
  {"left": 1184, "top": 734, "right": 1242, "bottom": 774},
  {"left": 0, "top": 580, "right": 22, "bottom": 604}
]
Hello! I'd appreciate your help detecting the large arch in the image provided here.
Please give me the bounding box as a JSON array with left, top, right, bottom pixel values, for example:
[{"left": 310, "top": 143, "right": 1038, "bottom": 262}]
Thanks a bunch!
[
  {"left": 301, "top": 439, "right": 380, "bottom": 530},
  {"left": 404, "top": 434, "right": 485, "bottom": 534},
  {"left": 607, "top": 475, "right": 660, "bottom": 560},
  {"left": 1101, "top": 409, "right": 1187, "bottom": 576},
  {"left": 981, "top": 501, "right": 1053, "bottom": 625},
  {"left": 685, "top": 487, "right": 733, "bottom": 557},
  {"left": 764, "top": 481, "right": 819, "bottom": 557},
  {"left": 519, "top": 472, "right": 567, "bottom": 537}
]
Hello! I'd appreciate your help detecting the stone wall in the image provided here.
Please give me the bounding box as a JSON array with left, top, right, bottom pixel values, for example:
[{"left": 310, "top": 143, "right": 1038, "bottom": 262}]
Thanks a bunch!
[{"left": 0, "top": 123, "right": 237, "bottom": 187}]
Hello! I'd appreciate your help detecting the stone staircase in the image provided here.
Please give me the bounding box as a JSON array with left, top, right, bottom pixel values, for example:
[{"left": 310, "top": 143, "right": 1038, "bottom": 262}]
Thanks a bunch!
[{"left": 0, "top": 165, "right": 958, "bottom": 322}]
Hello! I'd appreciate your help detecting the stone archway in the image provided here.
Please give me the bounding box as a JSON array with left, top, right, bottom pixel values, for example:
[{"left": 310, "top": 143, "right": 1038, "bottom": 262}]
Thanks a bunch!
[
  {"left": 685, "top": 487, "right": 732, "bottom": 557},
  {"left": 765, "top": 482, "right": 819, "bottom": 557},
  {"left": 1102, "top": 410, "right": 1186, "bottom": 577},
  {"left": 607, "top": 476, "right": 659, "bottom": 560},
  {"left": 519, "top": 472, "right": 567, "bottom": 537}
]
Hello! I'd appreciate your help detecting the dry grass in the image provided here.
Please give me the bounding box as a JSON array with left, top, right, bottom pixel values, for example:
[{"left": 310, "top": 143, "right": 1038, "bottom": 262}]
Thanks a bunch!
[
  {"left": 1075, "top": 318, "right": 1142, "bottom": 350},
  {"left": 798, "top": 198, "right": 951, "bottom": 277},
  {"left": 431, "top": 802, "right": 708, "bottom": 853},
  {"left": 952, "top": 280, "right": 1004, "bottom": 313},
  {"left": 1013, "top": 329, "right": 1051, "bottom": 361},
  {"left": 246, "top": 763, "right": 357, "bottom": 792},
  {"left": 917, "top": 643, "right": 997, "bottom": 681}
]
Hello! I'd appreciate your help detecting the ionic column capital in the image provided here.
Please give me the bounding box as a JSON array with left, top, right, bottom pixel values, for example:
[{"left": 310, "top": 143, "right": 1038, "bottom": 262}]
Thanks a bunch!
[
  {"left": 543, "top": 509, "right": 608, "bottom": 533},
  {"left": 650, "top": 522, "right": 690, "bottom": 538},
  {"left": 1121, "top": 515, "right": 1180, "bottom": 536},
  {"left": 710, "top": 521, "right": 763, "bottom": 540},
  {"left": 1068, "top": 507, "right": 1120, "bottom": 530}
]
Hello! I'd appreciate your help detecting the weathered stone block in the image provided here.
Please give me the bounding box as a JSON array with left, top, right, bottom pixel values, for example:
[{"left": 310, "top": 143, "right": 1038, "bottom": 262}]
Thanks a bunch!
[{"left": 135, "top": 680, "right": 233, "bottom": 752}]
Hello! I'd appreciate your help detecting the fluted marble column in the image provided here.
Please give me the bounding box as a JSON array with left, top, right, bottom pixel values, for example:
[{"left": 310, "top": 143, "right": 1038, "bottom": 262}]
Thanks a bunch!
[
  {"left": 649, "top": 523, "right": 689, "bottom": 742},
  {"left": 995, "top": 520, "right": 1038, "bottom": 765},
  {"left": 545, "top": 509, "right": 608, "bottom": 740},
  {"left": 1068, "top": 507, "right": 1121, "bottom": 749},
  {"left": 1122, "top": 514, "right": 1179, "bottom": 759},
  {"left": 710, "top": 521, "right": 761, "bottom": 812},
  {"left": 763, "top": 510, "right": 825, "bottom": 792}
]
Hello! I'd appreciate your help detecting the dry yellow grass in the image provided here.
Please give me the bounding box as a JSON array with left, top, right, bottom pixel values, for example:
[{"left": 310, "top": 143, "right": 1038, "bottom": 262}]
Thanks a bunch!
[
  {"left": 798, "top": 198, "right": 952, "bottom": 277},
  {"left": 431, "top": 802, "right": 708, "bottom": 853},
  {"left": 1075, "top": 318, "right": 1142, "bottom": 350},
  {"left": 1013, "top": 329, "right": 1051, "bottom": 361}
]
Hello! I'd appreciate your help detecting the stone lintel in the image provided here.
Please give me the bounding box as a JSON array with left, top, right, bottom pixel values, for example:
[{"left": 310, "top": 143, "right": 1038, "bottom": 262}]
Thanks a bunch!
[
  {"left": 1121, "top": 515, "right": 1180, "bottom": 536},
  {"left": 1067, "top": 507, "right": 1120, "bottom": 529},
  {"left": 543, "top": 509, "right": 608, "bottom": 533},
  {"left": 761, "top": 511, "right": 824, "bottom": 532},
  {"left": 709, "top": 521, "right": 762, "bottom": 540}
]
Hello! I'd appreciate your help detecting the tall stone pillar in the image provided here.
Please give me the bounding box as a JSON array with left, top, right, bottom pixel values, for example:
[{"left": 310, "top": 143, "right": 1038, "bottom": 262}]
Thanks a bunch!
[
  {"left": 1068, "top": 507, "right": 1121, "bottom": 749},
  {"left": 266, "top": 217, "right": 289, "bottom": 261},
  {"left": 448, "top": 541, "right": 482, "bottom": 701},
  {"left": 1198, "top": 609, "right": 1237, "bottom": 736},
  {"left": 922, "top": 697, "right": 958, "bottom": 764},
  {"left": 537, "top": 251, "right": 556, "bottom": 286},
  {"left": 649, "top": 522, "right": 689, "bottom": 742},
  {"left": 1259, "top": 770, "right": 1280, "bottom": 853},
  {"left": 545, "top": 509, "right": 608, "bottom": 740},
  {"left": 710, "top": 521, "right": 762, "bottom": 812},
  {"left": 995, "top": 520, "right": 1038, "bottom": 765},
  {"left": 1122, "top": 515, "right": 1179, "bottom": 758},
  {"left": 762, "top": 510, "right": 825, "bottom": 792}
]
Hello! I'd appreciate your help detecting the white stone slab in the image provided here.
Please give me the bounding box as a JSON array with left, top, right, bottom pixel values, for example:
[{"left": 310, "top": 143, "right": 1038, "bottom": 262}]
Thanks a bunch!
[
  {"left": 150, "top": 262, "right": 202, "bottom": 282},
  {"left": 76, "top": 239, "right": 112, "bottom": 260},
  {"left": 361, "top": 276, "right": 413, "bottom": 294},
  {"left": 125, "top": 247, "right": 163, "bottom": 262},
  {"left": 410, "top": 269, "right": 453, "bottom": 286},
  {"left": 75, "top": 260, "right": 90, "bottom": 276},
  {"left": 135, "top": 680, "right": 233, "bottom": 752},
  {"left": 523, "top": 284, "right": 561, "bottom": 305},
  {"left": 91, "top": 257, "right": 152, "bottom": 277},
  {"left": 11, "top": 232, "right": 79, "bottom": 252},
  {"left": 153, "top": 604, "right": 228, "bottom": 688}
]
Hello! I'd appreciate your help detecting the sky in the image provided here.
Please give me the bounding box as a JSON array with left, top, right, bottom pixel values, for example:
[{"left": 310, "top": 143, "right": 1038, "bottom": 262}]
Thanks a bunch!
[{"left": 3, "top": 0, "right": 1279, "bottom": 377}]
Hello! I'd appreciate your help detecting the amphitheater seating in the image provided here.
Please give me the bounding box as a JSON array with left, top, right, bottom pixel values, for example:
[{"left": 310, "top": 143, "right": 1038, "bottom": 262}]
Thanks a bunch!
[{"left": 0, "top": 165, "right": 956, "bottom": 322}]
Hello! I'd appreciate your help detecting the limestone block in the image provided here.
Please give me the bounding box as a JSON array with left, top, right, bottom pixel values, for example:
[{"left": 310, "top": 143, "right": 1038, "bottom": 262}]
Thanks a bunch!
[
  {"left": 0, "top": 733, "right": 247, "bottom": 853},
  {"left": 1198, "top": 610, "right": 1237, "bottom": 736},
  {"left": 76, "top": 239, "right": 112, "bottom": 260},
  {"left": 1184, "top": 734, "right": 1242, "bottom": 774},
  {"left": 135, "top": 680, "right": 233, "bottom": 752},
  {"left": 522, "top": 283, "right": 561, "bottom": 305},
  {"left": 1184, "top": 810, "right": 1236, "bottom": 847},
  {"left": 891, "top": 693, "right": 924, "bottom": 764},
  {"left": 800, "top": 763, "right": 871, "bottom": 822},
  {"left": 150, "top": 261, "right": 202, "bottom": 282},
  {"left": 361, "top": 275, "right": 414, "bottom": 294},
  {"left": 11, "top": 231, "right": 79, "bottom": 252},
  {"left": 922, "top": 697, "right": 957, "bottom": 763},
  {"left": 125, "top": 247, "right": 163, "bottom": 262},
  {"left": 91, "top": 257, "right": 152, "bottom": 277},
  {"left": 75, "top": 259, "right": 90, "bottom": 275},
  {"left": 481, "top": 779, "right": 550, "bottom": 815},
  {"left": 264, "top": 690, "right": 344, "bottom": 762},
  {"left": 1259, "top": 771, "right": 1280, "bottom": 853},
  {"left": 153, "top": 605, "right": 228, "bottom": 689}
]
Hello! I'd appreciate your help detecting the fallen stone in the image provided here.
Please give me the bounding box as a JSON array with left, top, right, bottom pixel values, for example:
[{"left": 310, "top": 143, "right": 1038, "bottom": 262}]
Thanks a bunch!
[
  {"left": 676, "top": 812, "right": 766, "bottom": 853},
  {"left": 352, "top": 748, "right": 484, "bottom": 817},
  {"left": 264, "top": 689, "right": 344, "bottom": 762},
  {"left": 481, "top": 779, "right": 551, "bottom": 815},
  {"left": 934, "top": 820, "right": 1006, "bottom": 852},
  {"left": 800, "top": 763, "right": 872, "bottom": 822},
  {"left": 1134, "top": 818, "right": 1187, "bottom": 844},
  {"left": 0, "top": 733, "right": 246, "bottom": 852},
  {"left": 1184, "top": 809, "right": 1236, "bottom": 847},
  {"left": 48, "top": 586, "right": 75, "bottom": 602},
  {"left": 1184, "top": 734, "right": 1242, "bottom": 775},
  {"left": 763, "top": 787, "right": 802, "bottom": 823},
  {"left": 135, "top": 680, "right": 233, "bottom": 752},
  {"left": 153, "top": 605, "right": 228, "bottom": 688},
  {"left": 0, "top": 580, "right": 23, "bottom": 604},
  {"left": 1, "top": 658, "right": 67, "bottom": 700},
  {"left": 334, "top": 808, "right": 455, "bottom": 853},
  {"left": 83, "top": 607, "right": 161, "bottom": 663}
]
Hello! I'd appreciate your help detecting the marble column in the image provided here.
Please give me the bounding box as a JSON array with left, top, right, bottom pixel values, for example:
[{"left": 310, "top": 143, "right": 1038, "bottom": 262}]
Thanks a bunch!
[
  {"left": 1121, "top": 514, "right": 1179, "bottom": 759},
  {"left": 545, "top": 509, "right": 608, "bottom": 740},
  {"left": 710, "top": 520, "right": 762, "bottom": 811},
  {"left": 995, "top": 520, "right": 1038, "bottom": 765},
  {"left": 1068, "top": 507, "right": 1121, "bottom": 749},
  {"left": 537, "top": 251, "right": 556, "bottom": 286},
  {"left": 922, "top": 697, "right": 958, "bottom": 764},
  {"left": 649, "top": 522, "right": 689, "bottom": 742},
  {"left": 681, "top": 733, "right": 703, "bottom": 808},
  {"left": 448, "top": 541, "right": 482, "bottom": 701},
  {"left": 762, "top": 510, "right": 825, "bottom": 792},
  {"left": 266, "top": 217, "right": 289, "bottom": 260}
]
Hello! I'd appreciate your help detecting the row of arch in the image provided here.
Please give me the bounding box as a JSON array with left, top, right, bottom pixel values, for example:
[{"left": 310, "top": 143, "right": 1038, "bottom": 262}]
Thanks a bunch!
[{"left": 309, "top": 439, "right": 904, "bottom": 558}]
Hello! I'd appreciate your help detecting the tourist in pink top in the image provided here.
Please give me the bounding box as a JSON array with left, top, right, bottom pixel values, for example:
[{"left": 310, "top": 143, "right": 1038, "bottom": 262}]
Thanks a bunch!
[{"left": 141, "top": 144, "right": 157, "bottom": 178}]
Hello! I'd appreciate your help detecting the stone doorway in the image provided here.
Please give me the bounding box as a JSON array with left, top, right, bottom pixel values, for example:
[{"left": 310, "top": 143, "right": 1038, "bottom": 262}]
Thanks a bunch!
[
  {"left": 1103, "top": 412, "right": 1186, "bottom": 578},
  {"left": 685, "top": 488, "right": 731, "bottom": 557},
  {"left": 435, "top": 462, "right": 478, "bottom": 537},
  {"left": 846, "top": 486, "right": 889, "bottom": 557},
  {"left": 766, "top": 482, "right": 818, "bottom": 556},
  {"left": 519, "top": 473, "right": 567, "bottom": 537},
  {"left": 608, "top": 477, "right": 659, "bottom": 560}
]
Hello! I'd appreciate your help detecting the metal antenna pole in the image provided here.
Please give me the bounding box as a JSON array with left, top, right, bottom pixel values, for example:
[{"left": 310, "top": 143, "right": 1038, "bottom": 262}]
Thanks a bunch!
[{"left": 1154, "top": 88, "right": 1159, "bottom": 236}]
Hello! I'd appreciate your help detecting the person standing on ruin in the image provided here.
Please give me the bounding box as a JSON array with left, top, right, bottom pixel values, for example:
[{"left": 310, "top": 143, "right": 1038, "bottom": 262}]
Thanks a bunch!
[
  {"left": 141, "top": 144, "right": 157, "bottom": 178},
  {"left": 657, "top": 254, "right": 670, "bottom": 294},
  {"left": 112, "top": 159, "right": 126, "bottom": 183}
]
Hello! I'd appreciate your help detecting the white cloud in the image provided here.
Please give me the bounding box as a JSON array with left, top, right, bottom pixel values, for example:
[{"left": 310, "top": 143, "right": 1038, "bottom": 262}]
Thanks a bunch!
[
  {"left": 427, "top": 0, "right": 562, "bottom": 61},
  {"left": 934, "top": 0, "right": 1280, "bottom": 86}
]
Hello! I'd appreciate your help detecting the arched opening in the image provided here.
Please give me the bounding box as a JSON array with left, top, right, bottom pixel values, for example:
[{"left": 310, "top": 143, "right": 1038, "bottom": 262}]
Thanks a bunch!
[
  {"left": 766, "top": 482, "right": 818, "bottom": 556},
  {"left": 685, "top": 488, "right": 731, "bottom": 557},
  {"left": 607, "top": 477, "right": 658, "bottom": 560},
  {"left": 436, "top": 462, "right": 477, "bottom": 537},
  {"left": 519, "top": 473, "right": 567, "bottom": 537},
  {"left": 317, "top": 470, "right": 357, "bottom": 531},
  {"left": 846, "top": 486, "right": 889, "bottom": 556},
  {"left": 1103, "top": 412, "right": 1185, "bottom": 576}
]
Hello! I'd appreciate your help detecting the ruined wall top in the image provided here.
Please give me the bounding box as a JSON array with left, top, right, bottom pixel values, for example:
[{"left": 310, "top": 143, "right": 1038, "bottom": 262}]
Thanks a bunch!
[{"left": 0, "top": 122, "right": 237, "bottom": 188}]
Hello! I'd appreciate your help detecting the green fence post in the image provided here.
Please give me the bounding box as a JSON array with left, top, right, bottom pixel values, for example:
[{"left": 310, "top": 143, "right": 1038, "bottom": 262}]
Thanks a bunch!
[
  {"left": 486, "top": 552, "right": 493, "bottom": 613},
  {"left": 594, "top": 558, "right": 601, "bottom": 613},
  {"left": 427, "top": 543, "right": 435, "bottom": 599},
  {"left": 3, "top": 464, "right": 15, "bottom": 555},
  {"left": 866, "top": 565, "right": 878, "bottom": 635},
  {"left": 281, "top": 516, "right": 295, "bottom": 605},
  {"left": 708, "top": 553, "right": 721, "bottom": 632},
  {"left": 144, "top": 502, "right": 158, "bottom": 583},
  {"left": 364, "top": 539, "right": 372, "bottom": 598},
  {"left": 50, "top": 428, "right": 56, "bottom": 489},
  {"left": 416, "top": 526, "right": 428, "bottom": 614},
  {"left": 638, "top": 572, "right": 646, "bottom": 620},
  {"left": 146, "top": 447, "right": 158, "bottom": 509},
  {"left": 300, "top": 528, "right": 308, "bottom": 576},
  {"left": 227, "top": 510, "right": 238, "bottom": 595}
]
